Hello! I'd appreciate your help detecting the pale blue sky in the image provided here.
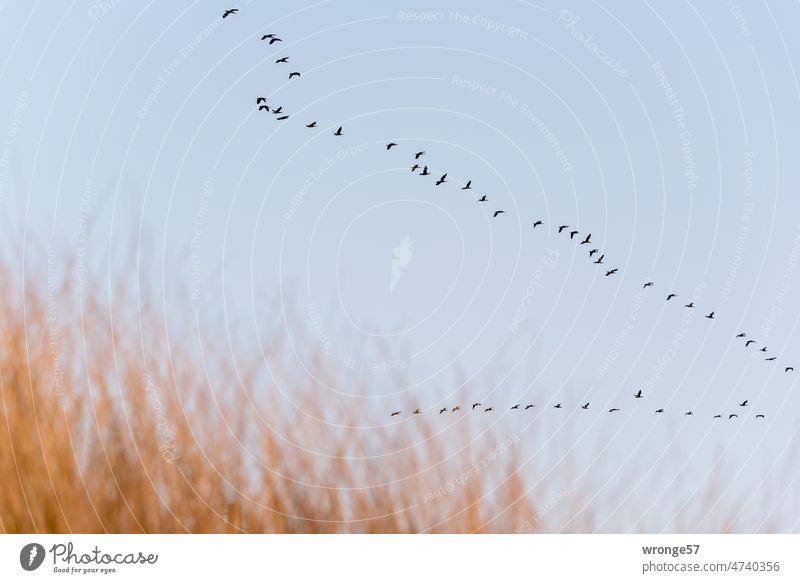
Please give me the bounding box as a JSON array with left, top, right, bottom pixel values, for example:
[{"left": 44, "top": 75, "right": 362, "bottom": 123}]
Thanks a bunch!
[{"left": 3, "top": 1, "right": 800, "bottom": 529}]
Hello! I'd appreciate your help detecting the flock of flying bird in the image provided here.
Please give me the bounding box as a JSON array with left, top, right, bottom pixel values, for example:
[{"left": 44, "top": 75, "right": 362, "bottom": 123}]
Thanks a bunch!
[{"left": 221, "top": 8, "right": 783, "bottom": 424}]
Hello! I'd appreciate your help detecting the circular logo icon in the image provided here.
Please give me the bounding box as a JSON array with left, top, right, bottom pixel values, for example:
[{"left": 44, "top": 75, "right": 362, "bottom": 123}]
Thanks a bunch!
[{"left": 20, "top": 543, "right": 46, "bottom": 571}]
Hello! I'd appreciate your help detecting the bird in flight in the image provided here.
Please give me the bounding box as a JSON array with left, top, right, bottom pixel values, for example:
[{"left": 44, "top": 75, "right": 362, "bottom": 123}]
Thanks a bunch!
[
  {"left": 306, "top": 121, "right": 317, "bottom": 128},
  {"left": 609, "top": 408, "right": 620, "bottom": 413},
  {"left": 533, "top": 220, "right": 543, "bottom": 228},
  {"left": 493, "top": 210, "right": 505, "bottom": 218},
  {"left": 756, "top": 414, "right": 765, "bottom": 419},
  {"left": 414, "top": 151, "right": 425, "bottom": 159},
  {"left": 594, "top": 255, "right": 604, "bottom": 264},
  {"left": 655, "top": 408, "right": 664, "bottom": 413},
  {"left": 478, "top": 195, "right": 487, "bottom": 202},
  {"left": 413, "top": 409, "right": 421, "bottom": 415},
  {"left": 558, "top": 225, "right": 569, "bottom": 233},
  {"left": 634, "top": 390, "right": 643, "bottom": 399},
  {"left": 705, "top": 312, "right": 715, "bottom": 319},
  {"left": 390, "top": 411, "right": 401, "bottom": 417},
  {"left": 462, "top": 180, "right": 472, "bottom": 190},
  {"left": 276, "top": 57, "right": 289, "bottom": 63},
  {"left": 472, "top": 402, "right": 481, "bottom": 410},
  {"left": 745, "top": 340, "right": 756, "bottom": 347},
  {"left": 605, "top": 269, "right": 618, "bottom": 276},
  {"left": 276, "top": 115, "right": 289, "bottom": 120},
  {"left": 685, "top": 411, "right": 694, "bottom": 416},
  {"left": 554, "top": 403, "right": 562, "bottom": 409},
  {"left": 411, "top": 164, "right": 420, "bottom": 172},
  {"left": 643, "top": 281, "right": 654, "bottom": 288},
  {"left": 511, "top": 404, "right": 520, "bottom": 410},
  {"left": 334, "top": 126, "right": 343, "bottom": 136},
  {"left": 439, "top": 407, "right": 447, "bottom": 415},
  {"left": 580, "top": 233, "right": 592, "bottom": 245},
  {"left": 589, "top": 249, "right": 599, "bottom": 258},
  {"left": 581, "top": 402, "right": 590, "bottom": 410},
  {"left": 268, "top": 37, "right": 283, "bottom": 44},
  {"left": 713, "top": 414, "right": 722, "bottom": 419},
  {"left": 760, "top": 346, "right": 768, "bottom": 352},
  {"left": 256, "top": 97, "right": 267, "bottom": 104},
  {"left": 223, "top": 9, "right": 238, "bottom": 18},
  {"left": 484, "top": 407, "right": 494, "bottom": 412},
  {"left": 569, "top": 230, "right": 579, "bottom": 240},
  {"left": 421, "top": 166, "right": 430, "bottom": 176},
  {"left": 435, "top": 173, "right": 447, "bottom": 186},
  {"left": 786, "top": 367, "right": 794, "bottom": 373},
  {"left": 666, "top": 293, "right": 677, "bottom": 301},
  {"left": 272, "top": 106, "right": 283, "bottom": 114},
  {"left": 452, "top": 406, "right": 461, "bottom": 412},
  {"left": 386, "top": 142, "right": 397, "bottom": 150},
  {"left": 765, "top": 357, "right": 777, "bottom": 361},
  {"left": 289, "top": 72, "right": 301, "bottom": 79},
  {"left": 736, "top": 332, "right": 746, "bottom": 338},
  {"left": 739, "top": 400, "right": 748, "bottom": 407},
  {"left": 525, "top": 404, "right": 535, "bottom": 410},
  {"left": 729, "top": 414, "right": 738, "bottom": 419},
  {"left": 258, "top": 105, "right": 269, "bottom": 111},
  {"left": 685, "top": 302, "right": 695, "bottom": 308},
  {"left": 261, "top": 33, "right": 277, "bottom": 40}
]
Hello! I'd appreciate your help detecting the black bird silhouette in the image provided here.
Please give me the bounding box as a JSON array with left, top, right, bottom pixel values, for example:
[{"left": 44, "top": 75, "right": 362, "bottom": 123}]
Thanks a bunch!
[
  {"left": 685, "top": 411, "right": 694, "bottom": 416},
  {"left": 634, "top": 390, "right": 643, "bottom": 399},
  {"left": 288, "top": 72, "right": 301, "bottom": 79},
  {"left": 386, "top": 142, "right": 397, "bottom": 150},
  {"left": 334, "top": 126, "right": 343, "bottom": 136},
  {"left": 258, "top": 105, "right": 269, "bottom": 111},
  {"left": 256, "top": 97, "right": 267, "bottom": 104},
  {"left": 745, "top": 340, "right": 756, "bottom": 347},
  {"left": 713, "top": 414, "right": 722, "bottom": 418},
  {"left": 439, "top": 407, "right": 447, "bottom": 415},
  {"left": 413, "top": 409, "right": 421, "bottom": 415},
  {"left": 605, "top": 269, "right": 618, "bottom": 276},
  {"left": 581, "top": 402, "right": 590, "bottom": 410},
  {"left": 609, "top": 408, "right": 620, "bottom": 413},
  {"left": 729, "top": 414, "right": 738, "bottom": 419},
  {"left": 736, "top": 332, "right": 746, "bottom": 338},
  {"left": 511, "top": 404, "right": 520, "bottom": 410},
  {"left": 786, "top": 367, "right": 794, "bottom": 373},
  {"left": 655, "top": 408, "right": 664, "bottom": 413},
  {"left": 275, "top": 57, "right": 289, "bottom": 63},
  {"left": 558, "top": 225, "right": 569, "bottom": 233},
  {"left": 306, "top": 121, "right": 317, "bottom": 128},
  {"left": 269, "top": 37, "right": 283, "bottom": 45},
  {"left": 411, "top": 164, "right": 420, "bottom": 172},
  {"left": 261, "top": 34, "right": 276, "bottom": 40},
  {"left": 223, "top": 9, "right": 238, "bottom": 18},
  {"left": 414, "top": 151, "right": 425, "bottom": 159},
  {"left": 390, "top": 411, "right": 401, "bottom": 417},
  {"left": 705, "top": 312, "right": 715, "bottom": 319},
  {"left": 594, "top": 255, "right": 604, "bottom": 264},
  {"left": 484, "top": 407, "right": 494, "bottom": 412},
  {"left": 765, "top": 357, "right": 777, "bottom": 361},
  {"left": 643, "top": 281, "right": 654, "bottom": 288},
  {"left": 421, "top": 166, "right": 430, "bottom": 176},
  {"left": 525, "top": 404, "right": 535, "bottom": 410},
  {"left": 272, "top": 106, "right": 283, "bottom": 114},
  {"left": 533, "top": 220, "right": 543, "bottom": 228},
  {"left": 739, "top": 400, "right": 748, "bottom": 407},
  {"left": 760, "top": 346, "right": 768, "bottom": 352},
  {"left": 472, "top": 402, "right": 481, "bottom": 410},
  {"left": 462, "top": 180, "right": 472, "bottom": 190},
  {"left": 452, "top": 406, "right": 461, "bottom": 412},
  {"left": 276, "top": 115, "right": 289, "bottom": 120},
  {"left": 569, "top": 230, "right": 579, "bottom": 240},
  {"left": 493, "top": 210, "right": 505, "bottom": 218},
  {"left": 478, "top": 195, "right": 487, "bottom": 202},
  {"left": 580, "top": 233, "right": 591, "bottom": 245},
  {"left": 435, "top": 173, "right": 447, "bottom": 185},
  {"left": 685, "top": 302, "right": 695, "bottom": 308},
  {"left": 666, "top": 293, "right": 677, "bottom": 301},
  {"left": 756, "top": 414, "right": 765, "bottom": 419},
  {"left": 589, "top": 249, "right": 599, "bottom": 257},
  {"left": 554, "top": 403, "right": 562, "bottom": 409}
]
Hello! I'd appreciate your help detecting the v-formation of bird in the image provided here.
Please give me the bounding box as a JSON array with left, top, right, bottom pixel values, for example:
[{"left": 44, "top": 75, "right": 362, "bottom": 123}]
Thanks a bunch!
[{"left": 223, "top": 9, "right": 786, "bottom": 423}]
